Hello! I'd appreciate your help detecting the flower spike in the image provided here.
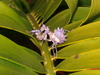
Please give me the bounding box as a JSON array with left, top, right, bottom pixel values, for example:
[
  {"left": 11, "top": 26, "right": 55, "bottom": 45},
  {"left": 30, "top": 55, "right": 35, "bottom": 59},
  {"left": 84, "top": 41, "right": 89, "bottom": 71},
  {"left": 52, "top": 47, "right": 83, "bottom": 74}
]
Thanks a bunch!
[{"left": 30, "top": 24, "right": 67, "bottom": 59}]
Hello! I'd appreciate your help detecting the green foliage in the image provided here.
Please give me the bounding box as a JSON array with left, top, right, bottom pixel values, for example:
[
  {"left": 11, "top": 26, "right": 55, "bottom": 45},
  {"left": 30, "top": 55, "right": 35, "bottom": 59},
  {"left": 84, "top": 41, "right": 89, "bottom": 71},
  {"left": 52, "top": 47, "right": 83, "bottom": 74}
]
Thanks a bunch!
[
  {"left": 70, "top": 70, "right": 100, "bottom": 75},
  {"left": 0, "top": 0, "right": 100, "bottom": 75}
]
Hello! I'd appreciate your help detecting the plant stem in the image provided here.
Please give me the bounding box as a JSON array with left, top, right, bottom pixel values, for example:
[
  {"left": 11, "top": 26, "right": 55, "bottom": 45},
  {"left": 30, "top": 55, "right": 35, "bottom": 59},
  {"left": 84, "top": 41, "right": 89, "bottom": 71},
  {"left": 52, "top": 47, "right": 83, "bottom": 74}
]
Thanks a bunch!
[{"left": 41, "top": 42, "right": 56, "bottom": 75}]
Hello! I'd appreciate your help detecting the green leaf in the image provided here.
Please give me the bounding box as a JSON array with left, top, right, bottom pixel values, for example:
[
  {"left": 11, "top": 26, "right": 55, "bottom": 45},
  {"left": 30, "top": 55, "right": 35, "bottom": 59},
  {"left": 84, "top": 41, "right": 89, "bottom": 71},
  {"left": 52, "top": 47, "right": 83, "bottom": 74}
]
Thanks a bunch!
[
  {"left": 4, "top": 1, "right": 32, "bottom": 31},
  {"left": 57, "top": 37, "right": 100, "bottom": 59},
  {"left": 0, "top": 14, "right": 26, "bottom": 32},
  {"left": 0, "top": 1, "right": 33, "bottom": 35},
  {"left": 9, "top": 6, "right": 33, "bottom": 31},
  {"left": 0, "top": 0, "right": 23, "bottom": 10},
  {"left": 0, "top": 58, "right": 38, "bottom": 75},
  {"left": 91, "top": 15, "right": 100, "bottom": 22},
  {"left": 29, "top": 0, "right": 51, "bottom": 28},
  {"left": 31, "top": 0, "right": 46, "bottom": 14},
  {"left": 0, "top": 1, "right": 28, "bottom": 30},
  {"left": 61, "top": 21, "right": 100, "bottom": 46},
  {"left": 70, "top": 70, "right": 100, "bottom": 75},
  {"left": 13, "top": 8, "right": 27, "bottom": 19},
  {"left": 44, "top": 0, "right": 62, "bottom": 21},
  {"left": 65, "top": 0, "right": 78, "bottom": 20},
  {"left": 0, "top": 2, "right": 40, "bottom": 48},
  {"left": 0, "top": 0, "right": 12, "bottom": 4},
  {"left": 56, "top": 49, "right": 100, "bottom": 72},
  {"left": 46, "top": 0, "right": 78, "bottom": 30},
  {"left": 31, "top": 0, "right": 62, "bottom": 26},
  {"left": 82, "top": 0, "right": 100, "bottom": 25},
  {"left": 72, "top": 7, "right": 90, "bottom": 22},
  {"left": 21, "top": 0, "right": 31, "bottom": 12},
  {"left": 0, "top": 34, "right": 46, "bottom": 73},
  {"left": 21, "top": 17, "right": 33, "bottom": 31},
  {"left": 14, "top": 0, "right": 23, "bottom": 10},
  {"left": 46, "top": 9, "right": 70, "bottom": 31},
  {"left": 21, "top": 46, "right": 44, "bottom": 62},
  {"left": 26, "top": 13, "right": 40, "bottom": 29},
  {"left": 31, "top": 0, "right": 51, "bottom": 18},
  {"left": 63, "top": 20, "right": 83, "bottom": 30},
  {"left": 78, "top": 0, "right": 91, "bottom": 7},
  {"left": 63, "top": 0, "right": 100, "bottom": 31},
  {"left": 71, "top": 0, "right": 100, "bottom": 26},
  {"left": 0, "top": 13, "right": 40, "bottom": 50}
]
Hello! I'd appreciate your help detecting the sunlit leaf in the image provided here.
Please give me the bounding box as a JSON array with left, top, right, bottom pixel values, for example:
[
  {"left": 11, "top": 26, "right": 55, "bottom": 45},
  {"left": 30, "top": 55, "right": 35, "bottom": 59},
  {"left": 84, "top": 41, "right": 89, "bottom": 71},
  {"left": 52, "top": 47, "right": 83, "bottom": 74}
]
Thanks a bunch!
[
  {"left": 56, "top": 49, "right": 100, "bottom": 72},
  {"left": 60, "top": 21, "right": 100, "bottom": 46},
  {"left": 0, "top": 34, "right": 46, "bottom": 73},
  {"left": 57, "top": 37, "right": 100, "bottom": 59},
  {"left": 0, "top": 58, "right": 38, "bottom": 75},
  {"left": 70, "top": 70, "right": 100, "bottom": 75},
  {"left": 63, "top": 20, "right": 83, "bottom": 30}
]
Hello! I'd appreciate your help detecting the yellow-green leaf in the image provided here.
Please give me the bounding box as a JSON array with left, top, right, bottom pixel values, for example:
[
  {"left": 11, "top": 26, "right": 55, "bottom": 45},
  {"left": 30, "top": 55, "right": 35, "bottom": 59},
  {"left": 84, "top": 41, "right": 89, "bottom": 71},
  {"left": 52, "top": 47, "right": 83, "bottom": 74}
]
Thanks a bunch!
[
  {"left": 0, "top": 34, "right": 46, "bottom": 73},
  {"left": 65, "top": 0, "right": 78, "bottom": 21},
  {"left": 0, "top": 58, "right": 38, "bottom": 75},
  {"left": 57, "top": 37, "right": 100, "bottom": 59},
  {"left": 62, "top": 21, "right": 100, "bottom": 46},
  {"left": 71, "top": 0, "right": 100, "bottom": 27},
  {"left": 70, "top": 70, "right": 100, "bottom": 75},
  {"left": 56, "top": 49, "right": 100, "bottom": 72}
]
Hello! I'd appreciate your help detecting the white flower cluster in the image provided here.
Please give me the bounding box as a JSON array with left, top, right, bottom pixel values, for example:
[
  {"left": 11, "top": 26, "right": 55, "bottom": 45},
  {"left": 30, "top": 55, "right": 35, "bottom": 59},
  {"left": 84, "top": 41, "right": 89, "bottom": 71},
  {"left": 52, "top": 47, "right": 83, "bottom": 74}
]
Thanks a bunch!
[
  {"left": 30, "top": 24, "right": 67, "bottom": 57},
  {"left": 30, "top": 24, "right": 67, "bottom": 47}
]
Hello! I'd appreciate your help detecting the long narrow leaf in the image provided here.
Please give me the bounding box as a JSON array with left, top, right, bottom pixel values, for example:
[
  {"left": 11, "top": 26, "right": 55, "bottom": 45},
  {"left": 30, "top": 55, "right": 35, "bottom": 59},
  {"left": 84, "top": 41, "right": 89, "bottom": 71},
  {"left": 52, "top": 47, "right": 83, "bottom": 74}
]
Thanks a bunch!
[
  {"left": 65, "top": 0, "right": 78, "bottom": 23},
  {"left": 46, "top": 9, "right": 70, "bottom": 31},
  {"left": 60, "top": 21, "right": 100, "bottom": 46},
  {"left": 56, "top": 49, "right": 100, "bottom": 72},
  {"left": 0, "top": 58, "right": 38, "bottom": 75},
  {"left": 44, "top": 0, "right": 62, "bottom": 21},
  {"left": 57, "top": 37, "right": 100, "bottom": 59},
  {"left": 0, "top": 34, "right": 46, "bottom": 73},
  {"left": 70, "top": 70, "right": 100, "bottom": 75},
  {"left": 0, "top": 1, "right": 28, "bottom": 30}
]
